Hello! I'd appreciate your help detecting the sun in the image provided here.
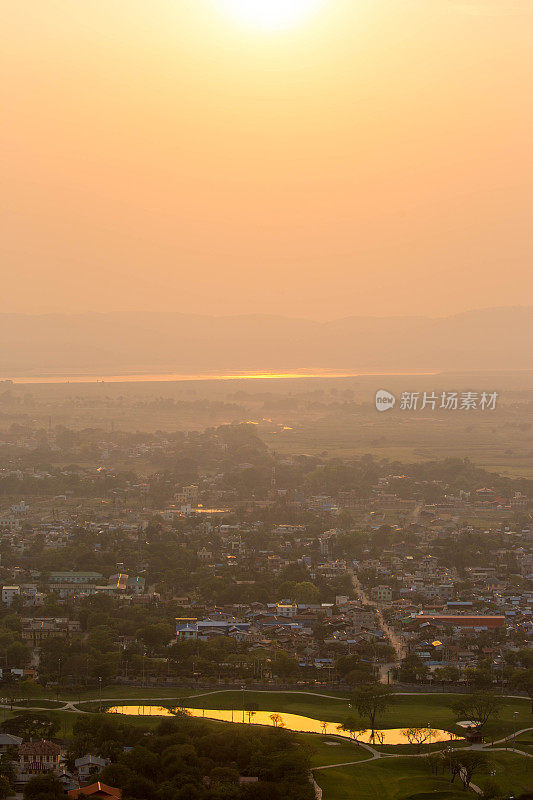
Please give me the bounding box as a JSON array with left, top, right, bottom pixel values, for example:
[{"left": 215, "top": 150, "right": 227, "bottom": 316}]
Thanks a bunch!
[{"left": 216, "top": 0, "right": 324, "bottom": 31}]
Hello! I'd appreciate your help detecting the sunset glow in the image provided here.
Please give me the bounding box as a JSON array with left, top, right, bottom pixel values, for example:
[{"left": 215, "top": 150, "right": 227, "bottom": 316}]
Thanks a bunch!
[
  {"left": 2, "top": 1, "right": 532, "bottom": 318},
  {"left": 216, "top": 0, "right": 324, "bottom": 30}
]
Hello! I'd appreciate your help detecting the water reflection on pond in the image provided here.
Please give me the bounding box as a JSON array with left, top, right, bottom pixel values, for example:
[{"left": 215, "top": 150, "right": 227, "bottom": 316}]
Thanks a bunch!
[{"left": 107, "top": 705, "right": 461, "bottom": 746}]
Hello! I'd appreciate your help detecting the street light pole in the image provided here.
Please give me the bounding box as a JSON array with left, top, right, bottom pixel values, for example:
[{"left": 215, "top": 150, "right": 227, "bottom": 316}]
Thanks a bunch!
[{"left": 98, "top": 676, "right": 102, "bottom": 712}]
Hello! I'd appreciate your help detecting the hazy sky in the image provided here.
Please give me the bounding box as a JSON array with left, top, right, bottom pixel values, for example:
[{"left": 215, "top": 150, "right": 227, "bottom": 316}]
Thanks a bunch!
[{"left": 2, "top": 0, "right": 533, "bottom": 320}]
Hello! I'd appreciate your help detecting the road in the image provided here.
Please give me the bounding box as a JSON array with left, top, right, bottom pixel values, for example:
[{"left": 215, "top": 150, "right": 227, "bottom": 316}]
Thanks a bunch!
[
  {"left": 349, "top": 570, "right": 406, "bottom": 683},
  {"left": 409, "top": 501, "right": 423, "bottom": 524}
]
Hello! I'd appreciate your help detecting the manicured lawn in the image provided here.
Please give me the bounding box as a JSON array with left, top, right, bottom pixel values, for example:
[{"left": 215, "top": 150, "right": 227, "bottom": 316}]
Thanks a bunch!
[
  {"left": 315, "top": 749, "right": 532, "bottom": 800},
  {"left": 9, "top": 699, "right": 64, "bottom": 709},
  {"left": 514, "top": 730, "right": 533, "bottom": 755},
  {"left": 370, "top": 694, "right": 530, "bottom": 742},
  {"left": 61, "top": 685, "right": 192, "bottom": 701},
  {"left": 8, "top": 689, "right": 531, "bottom": 745},
  {"left": 315, "top": 757, "right": 467, "bottom": 800},
  {"left": 75, "top": 689, "right": 531, "bottom": 741},
  {"left": 180, "top": 690, "right": 531, "bottom": 742},
  {"left": 183, "top": 690, "right": 349, "bottom": 721},
  {"left": 77, "top": 698, "right": 188, "bottom": 712},
  {"left": 295, "top": 733, "right": 370, "bottom": 767},
  {"left": 2, "top": 695, "right": 530, "bottom": 800},
  {"left": 475, "top": 751, "right": 533, "bottom": 797},
  {"left": 372, "top": 739, "right": 465, "bottom": 756},
  {"left": 54, "top": 710, "right": 80, "bottom": 738},
  {"left": 0, "top": 709, "right": 79, "bottom": 739}
]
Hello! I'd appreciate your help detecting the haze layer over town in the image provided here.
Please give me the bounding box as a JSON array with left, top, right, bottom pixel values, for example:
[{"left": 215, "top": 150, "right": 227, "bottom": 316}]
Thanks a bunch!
[{"left": 1, "top": 1, "right": 532, "bottom": 800}]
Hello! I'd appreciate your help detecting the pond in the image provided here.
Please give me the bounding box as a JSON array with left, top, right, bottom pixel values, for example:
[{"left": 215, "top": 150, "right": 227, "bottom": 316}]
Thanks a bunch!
[{"left": 107, "top": 705, "right": 462, "bottom": 746}]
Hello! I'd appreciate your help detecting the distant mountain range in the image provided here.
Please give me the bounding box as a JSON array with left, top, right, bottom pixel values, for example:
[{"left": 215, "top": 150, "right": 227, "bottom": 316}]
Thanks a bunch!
[{"left": 0, "top": 307, "right": 531, "bottom": 377}]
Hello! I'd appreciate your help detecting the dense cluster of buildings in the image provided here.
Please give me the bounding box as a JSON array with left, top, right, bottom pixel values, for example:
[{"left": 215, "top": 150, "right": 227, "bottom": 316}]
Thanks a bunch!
[{"left": 0, "top": 439, "right": 531, "bottom": 690}]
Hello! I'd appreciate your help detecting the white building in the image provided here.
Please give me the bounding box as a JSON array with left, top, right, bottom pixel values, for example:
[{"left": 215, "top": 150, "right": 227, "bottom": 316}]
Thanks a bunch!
[
  {"left": 2, "top": 585, "right": 20, "bottom": 606},
  {"left": 74, "top": 755, "right": 109, "bottom": 783}
]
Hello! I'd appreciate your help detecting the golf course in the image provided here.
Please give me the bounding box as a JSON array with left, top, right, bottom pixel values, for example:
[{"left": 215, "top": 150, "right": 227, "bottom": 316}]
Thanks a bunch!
[{"left": 3, "top": 688, "right": 532, "bottom": 798}]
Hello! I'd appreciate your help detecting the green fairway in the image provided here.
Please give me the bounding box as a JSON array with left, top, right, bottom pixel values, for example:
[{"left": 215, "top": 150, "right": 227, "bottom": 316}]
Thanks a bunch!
[
  {"left": 61, "top": 685, "right": 192, "bottom": 701},
  {"left": 178, "top": 690, "right": 531, "bottom": 741},
  {"left": 515, "top": 730, "right": 533, "bottom": 755},
  {"left": 314, "top": 757, "right": 467, "bottom": 800},
  {"left": 8, "top": 699, "right": 64, "bottom": 709},
  {"left": 377, "top": 694, "right": 530, "bottom": 742},
  {"left": 371, "top": 739, "right": 466, "bottom": 756},
  {"left": 296, "top": 733, "right": 371, "bottom": 767},
  {"left": 474, "top": 751, "right": 532, "bottom": 797},
  {"left": 315, "top": 751, "right": 533, "bottom": 800},
  {"left": 183, "top": 690, "right": 349, "bottom": 720},
  {"left": 73, "top": 689, "right": 532, "bottom": 743}
]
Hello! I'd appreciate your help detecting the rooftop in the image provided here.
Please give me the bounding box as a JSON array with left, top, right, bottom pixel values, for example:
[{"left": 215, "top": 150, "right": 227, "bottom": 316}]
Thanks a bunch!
[
  {"left": 68, "top": 782, "right": 121, "bottom": 799},
  {"left": 19, "top": 740, "right": 61, "bottom": 756}
]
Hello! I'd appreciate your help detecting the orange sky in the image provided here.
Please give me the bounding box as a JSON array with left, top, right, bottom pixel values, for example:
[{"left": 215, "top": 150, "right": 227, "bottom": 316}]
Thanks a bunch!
[{"left": 2, "top": 0, "right": 533, "bottom": 319}]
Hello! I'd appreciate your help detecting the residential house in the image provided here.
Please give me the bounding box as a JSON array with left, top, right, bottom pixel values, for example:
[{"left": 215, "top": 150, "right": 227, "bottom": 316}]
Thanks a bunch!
[
  {"left": 75, "top": 755, "right": 109, "bottom": 784},
  {"left": 22, "top": 617, "right": 81, "bottom": 646},
  {"left": 0, "top": 733, "right": 22, "bottom": 753},
  {"left": 16, "top": 740, "right": 61, "bottom": 785}
]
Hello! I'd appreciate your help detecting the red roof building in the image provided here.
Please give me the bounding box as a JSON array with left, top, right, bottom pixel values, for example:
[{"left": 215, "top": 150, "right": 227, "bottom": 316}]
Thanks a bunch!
[{"left": 68, "top": 782, "right": 122, "bottom": 800}]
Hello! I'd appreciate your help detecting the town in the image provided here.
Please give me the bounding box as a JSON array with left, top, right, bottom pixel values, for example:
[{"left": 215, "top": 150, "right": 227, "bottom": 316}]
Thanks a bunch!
[
  {"left": 0, "top": 420, "right": 530, "bottom": 797},
  {"left": 4, "top": 0, "right": 533, "bottom": 794}
]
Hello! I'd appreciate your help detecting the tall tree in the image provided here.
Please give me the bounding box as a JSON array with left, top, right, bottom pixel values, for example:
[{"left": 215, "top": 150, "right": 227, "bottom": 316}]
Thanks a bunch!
[
  {"left": 451, "top": 691, "right": 502, "bottom": 731},
  {"left": 449, "top": 751, "right": 490, "bottom": 790},
  {"left": 401, "top": 727, "right": 437, "bottom": 753},
  {"left": 23, "top": 773, "right": 64, "bottom": 800},
  {"left": 337, "top": 716, "right": 366, "bottom": 742},
  {"left": 351, "top": 684, "right": 394, "bottom": 741}
]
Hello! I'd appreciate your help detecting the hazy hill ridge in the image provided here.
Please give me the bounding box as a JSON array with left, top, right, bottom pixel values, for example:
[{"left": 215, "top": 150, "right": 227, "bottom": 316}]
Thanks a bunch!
[{"left": 0, "top": 307, "right": 531, "bottom": 377}]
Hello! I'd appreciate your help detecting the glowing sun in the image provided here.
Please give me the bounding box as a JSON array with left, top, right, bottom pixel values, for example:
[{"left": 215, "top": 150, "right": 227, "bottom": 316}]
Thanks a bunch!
[{"left": 217, "top": 0, "right": 324, "bottom": 31}]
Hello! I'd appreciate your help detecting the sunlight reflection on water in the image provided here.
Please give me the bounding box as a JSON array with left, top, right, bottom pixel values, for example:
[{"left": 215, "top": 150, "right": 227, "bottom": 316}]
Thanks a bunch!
[{"left": 107, "top": 705, "right": 461, "bottom": 746}]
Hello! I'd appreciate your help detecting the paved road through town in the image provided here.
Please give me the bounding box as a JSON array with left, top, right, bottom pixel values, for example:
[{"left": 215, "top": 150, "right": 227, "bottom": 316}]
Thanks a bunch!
[{"left": 349, "top": 570, "right": 406, "bottom": 683}]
